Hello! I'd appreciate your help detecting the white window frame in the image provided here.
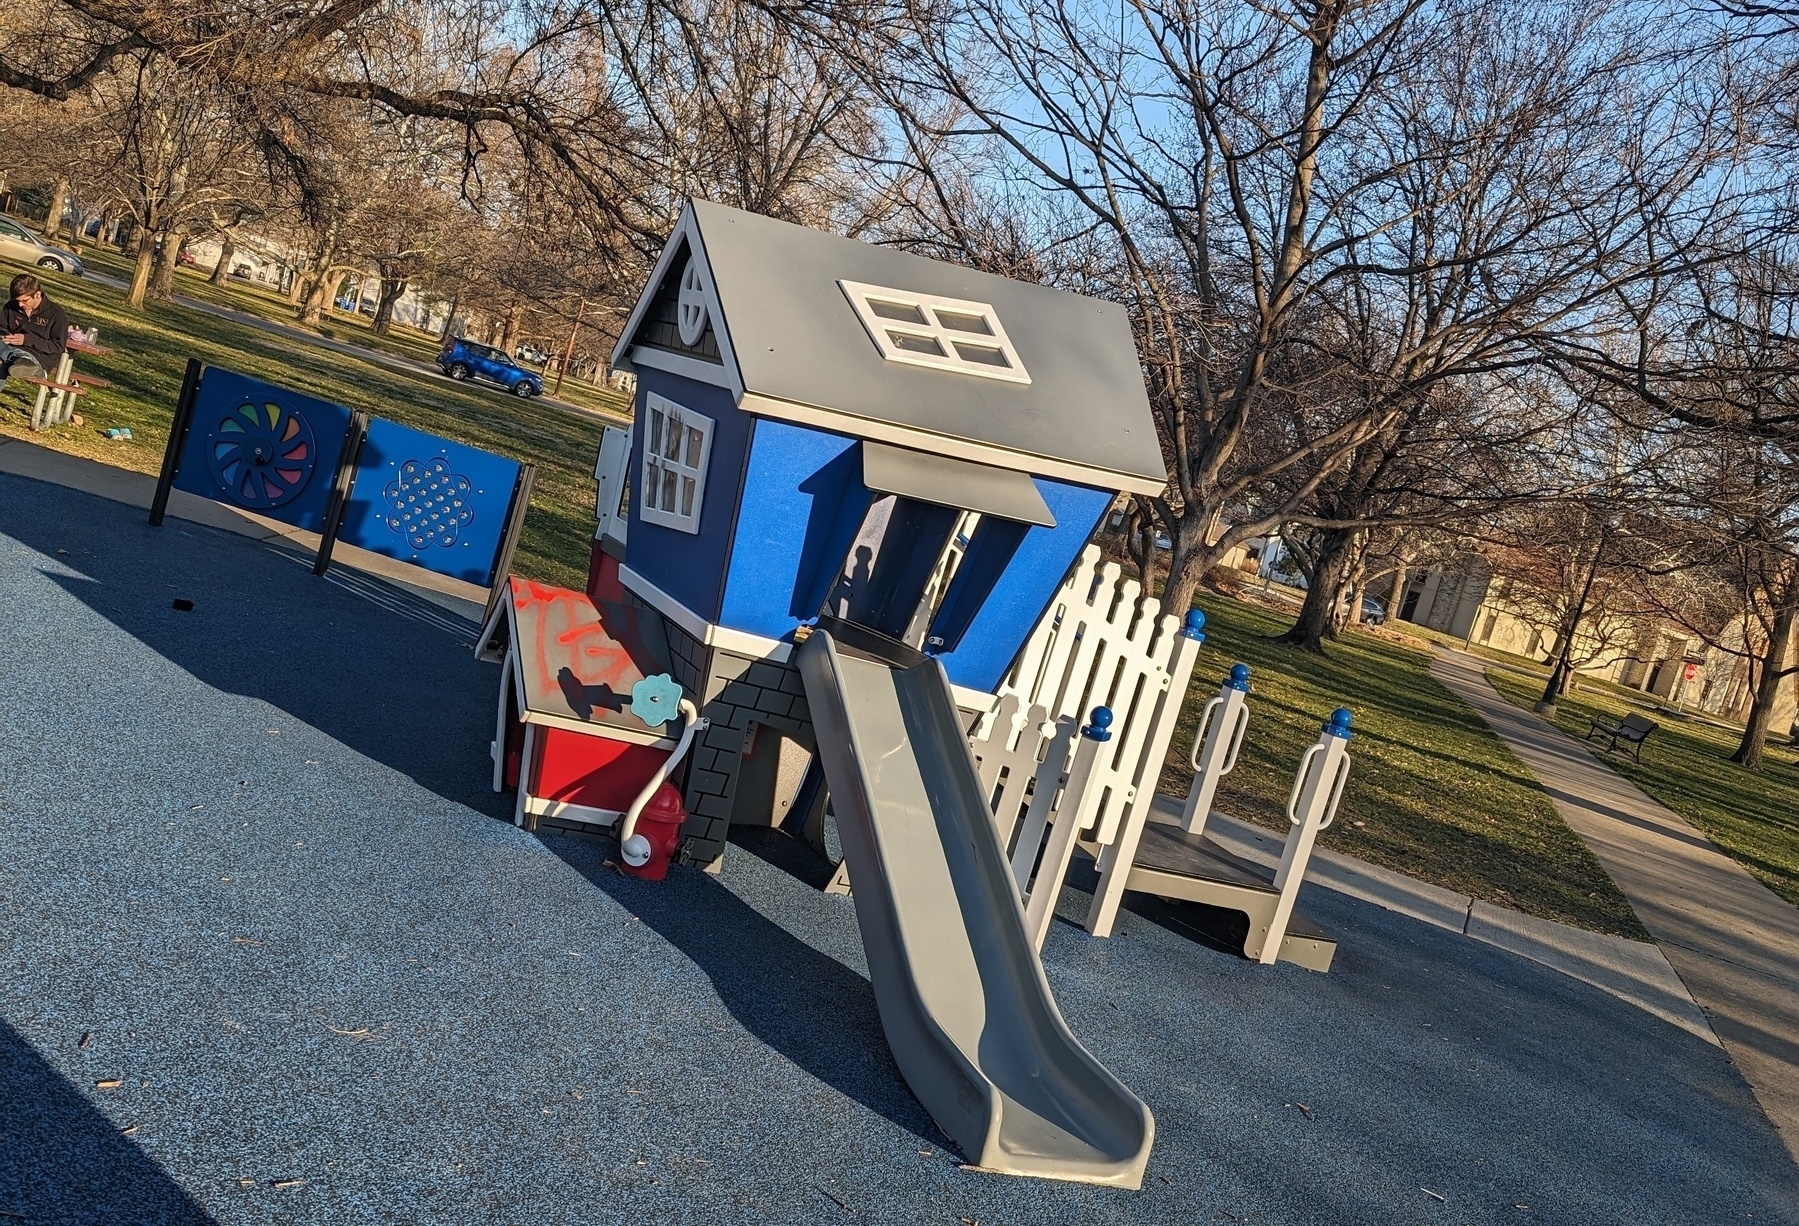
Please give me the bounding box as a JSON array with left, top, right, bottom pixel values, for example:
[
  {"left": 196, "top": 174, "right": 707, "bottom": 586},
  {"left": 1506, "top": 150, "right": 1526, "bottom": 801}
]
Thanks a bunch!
[
  {"left": 638, "top": 392, "right": 714, "bottom": 535},
  {"left": 838, "top": 280, "right": 1032, "bottom": 385}
]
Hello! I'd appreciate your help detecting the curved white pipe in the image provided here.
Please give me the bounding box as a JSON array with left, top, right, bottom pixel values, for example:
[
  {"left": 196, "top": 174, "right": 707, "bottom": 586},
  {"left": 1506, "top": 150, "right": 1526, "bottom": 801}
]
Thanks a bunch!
[{"left": 619, "top": 698, "right": 708, "bottom": 867}]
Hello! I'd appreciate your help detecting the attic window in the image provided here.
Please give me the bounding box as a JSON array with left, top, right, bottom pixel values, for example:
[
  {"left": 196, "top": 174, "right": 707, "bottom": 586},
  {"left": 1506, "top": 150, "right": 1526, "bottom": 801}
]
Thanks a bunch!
[
  {"left": 639, "top": 392, "right": 713, "bottom": 535},
  {"left": 839, "top": 280, "right": 1031, "bottom": 384}
]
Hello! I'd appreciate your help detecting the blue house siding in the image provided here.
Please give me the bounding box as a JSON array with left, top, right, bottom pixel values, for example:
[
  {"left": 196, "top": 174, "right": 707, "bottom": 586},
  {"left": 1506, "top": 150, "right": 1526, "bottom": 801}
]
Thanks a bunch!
[
  {"left": 624, "top": 368, "right": 752, "bottom": 624},
  {"left": 930, "top": 479, "right": 1113, "bottom": 693},
  {"left": 718, "top": 419, "right": 871, "bottom": 641}
]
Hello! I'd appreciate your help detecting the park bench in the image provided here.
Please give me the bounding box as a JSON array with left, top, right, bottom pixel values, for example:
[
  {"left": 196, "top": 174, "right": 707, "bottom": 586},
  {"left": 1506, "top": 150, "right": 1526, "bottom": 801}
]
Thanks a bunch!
[
  {"left": 1585, "top": 711, "right": 1658, "bottom": 762},
  {"left": 24, "top": 335, "right": 112, "bottom": 430}
]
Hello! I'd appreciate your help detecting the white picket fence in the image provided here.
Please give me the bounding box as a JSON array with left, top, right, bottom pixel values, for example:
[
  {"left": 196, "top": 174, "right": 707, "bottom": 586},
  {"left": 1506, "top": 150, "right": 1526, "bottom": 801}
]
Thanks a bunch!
[{"left": 969, "top": 545, "right": 1205, "bottom": 946}]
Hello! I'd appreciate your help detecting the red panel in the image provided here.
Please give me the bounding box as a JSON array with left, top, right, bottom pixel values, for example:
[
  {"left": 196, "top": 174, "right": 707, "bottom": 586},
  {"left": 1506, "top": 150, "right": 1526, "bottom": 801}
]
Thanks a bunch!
[
  {"left": 531, "top": 727, "right": 671, "bottom": 812},
  {"left": 588, "top": 541, "right": 622, "bottom": 604}
]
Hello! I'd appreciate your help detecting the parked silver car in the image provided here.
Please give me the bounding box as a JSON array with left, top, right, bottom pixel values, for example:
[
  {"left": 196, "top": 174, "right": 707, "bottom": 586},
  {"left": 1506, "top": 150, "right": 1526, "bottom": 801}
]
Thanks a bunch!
[{"left": 0, "top": 216, "right": 85, "bottom": 276}]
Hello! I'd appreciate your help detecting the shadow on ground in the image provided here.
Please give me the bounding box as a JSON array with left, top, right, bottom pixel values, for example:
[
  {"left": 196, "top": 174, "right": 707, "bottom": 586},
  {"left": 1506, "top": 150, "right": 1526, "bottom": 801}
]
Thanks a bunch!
[
  {"left": 0, "top": 1019, "right": 215, "bottom": 1225},
  {"left": 5, "top": 478, "right": 506, "bottom": 821},
  {"left": 538, "top": 826, "right": 948, "bottom": 1147}
]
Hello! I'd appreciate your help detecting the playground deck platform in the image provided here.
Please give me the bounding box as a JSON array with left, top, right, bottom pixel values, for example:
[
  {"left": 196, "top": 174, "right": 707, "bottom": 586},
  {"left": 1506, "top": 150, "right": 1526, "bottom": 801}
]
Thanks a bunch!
[{"left": 3, "top": 472, "right": 1797, "bottom": 1225}]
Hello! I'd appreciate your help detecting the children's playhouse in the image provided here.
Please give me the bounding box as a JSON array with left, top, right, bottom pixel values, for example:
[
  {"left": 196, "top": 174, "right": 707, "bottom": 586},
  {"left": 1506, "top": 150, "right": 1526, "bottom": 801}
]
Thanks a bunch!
[{"left": 480, "top": 199, "right": 1179, "bottom": 1186}]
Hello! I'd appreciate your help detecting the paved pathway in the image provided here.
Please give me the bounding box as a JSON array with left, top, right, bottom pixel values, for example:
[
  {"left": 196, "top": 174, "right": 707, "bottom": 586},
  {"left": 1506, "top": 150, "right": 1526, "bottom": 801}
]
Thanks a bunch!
[{"left": 1433, "top": 648, "right": 1799, "bottom": 1160}]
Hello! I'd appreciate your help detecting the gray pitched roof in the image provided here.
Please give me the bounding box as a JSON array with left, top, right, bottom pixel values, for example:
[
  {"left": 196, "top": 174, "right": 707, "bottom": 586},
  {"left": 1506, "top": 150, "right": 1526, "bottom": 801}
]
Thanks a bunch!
[{"left": 619, "top": 201, "right": 1168, "bottom": 496}]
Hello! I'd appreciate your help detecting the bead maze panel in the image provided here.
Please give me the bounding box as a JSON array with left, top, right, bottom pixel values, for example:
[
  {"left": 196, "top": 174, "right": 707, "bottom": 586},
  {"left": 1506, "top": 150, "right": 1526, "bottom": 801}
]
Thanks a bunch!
[
  {"left": 171, "top": 368, "right": 353, "bottom": 532},
  {"left": 337, "top": 418, "right": 522, "bottom": 585}
]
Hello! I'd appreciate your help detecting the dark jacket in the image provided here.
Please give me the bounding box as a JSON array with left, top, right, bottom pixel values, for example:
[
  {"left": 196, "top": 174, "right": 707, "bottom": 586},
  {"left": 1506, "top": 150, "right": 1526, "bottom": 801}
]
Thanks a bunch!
[{"left": 2, "top": 293, "right": 69, "bottom": 367}]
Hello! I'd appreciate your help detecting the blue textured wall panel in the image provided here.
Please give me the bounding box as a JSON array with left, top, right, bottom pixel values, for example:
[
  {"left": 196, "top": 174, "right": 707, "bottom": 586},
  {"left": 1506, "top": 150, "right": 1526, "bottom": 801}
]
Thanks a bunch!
[
  {"left": 623, "top": 370, "right": 750, "bottom": 623},
  {"left": 337, "top": 418, "right": 522, "bottom": 585},
  {"left": 172, "top": 368, "right": 352, "bottom": 533},
  {"left": 718, "top": 420, "right": 870, "bottom": 640},
  {"left": 931, "top": 478, "right": 1113, "bottom": 693}
]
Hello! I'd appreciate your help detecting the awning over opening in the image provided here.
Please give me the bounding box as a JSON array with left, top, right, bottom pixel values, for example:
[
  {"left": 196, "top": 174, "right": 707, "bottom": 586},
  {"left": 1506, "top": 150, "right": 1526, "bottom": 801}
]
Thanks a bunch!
[{"left": 861, "top": 441, "right": 1056, "bottom": 528}]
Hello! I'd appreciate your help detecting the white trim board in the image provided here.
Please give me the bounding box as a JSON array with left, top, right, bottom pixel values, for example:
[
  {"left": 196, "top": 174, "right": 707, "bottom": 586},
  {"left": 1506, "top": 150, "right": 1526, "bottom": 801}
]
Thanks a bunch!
[
  {"left": 609, "top": 208, "right": 745, "bottom": 398},
  {"left": 523, "top": 796, "right": 624, "bottom": 828},
  {"left": 737, "top": 392, "right": 1165, "bottom": 497}
]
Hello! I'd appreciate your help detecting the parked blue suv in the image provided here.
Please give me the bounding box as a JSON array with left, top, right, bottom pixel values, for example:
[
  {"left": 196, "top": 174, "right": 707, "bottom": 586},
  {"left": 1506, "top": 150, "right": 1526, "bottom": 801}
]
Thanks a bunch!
[{"left": 437, "top": 337, "right": 543, "bottom": 398}]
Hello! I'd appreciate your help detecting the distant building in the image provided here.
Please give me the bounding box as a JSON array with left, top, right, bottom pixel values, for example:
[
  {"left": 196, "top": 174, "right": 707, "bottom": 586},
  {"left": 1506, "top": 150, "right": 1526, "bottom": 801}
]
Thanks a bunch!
[{"left": 1392, "top": 555, "right": 1796, "bottom": 735}]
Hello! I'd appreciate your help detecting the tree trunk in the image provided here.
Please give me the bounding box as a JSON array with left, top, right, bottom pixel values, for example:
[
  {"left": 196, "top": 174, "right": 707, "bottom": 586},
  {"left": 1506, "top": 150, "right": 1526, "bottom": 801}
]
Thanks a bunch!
[
  {"left": 372, "top": 276, "right": 407, "bottom": 334},
  {"left": 295, "top": 226, "right": 339, "bottom": 323},
  {"left": 499, "top": 302, "right": 526, "bottom": 355},
  {"left": 126, "top": 237, "right": 156, "bottom": 308},
  {"left": 1279, "top": 528, "right": 1359, "bottom": 652},
  {"left": 211, "top": 237, "right": 235, "bottom": 284},
  {"left": 43, "top": 178, "right": 69, "bottom": 242},
  {"left": 299, "top": 270, "right": 346, "bottom": 326},
  {"left": 148, "top": 229, "right": 184, "bottom": 300},
  {"left": 1732, "top": 600, "right": 1797, "bottom": 769},
  {"left": 1386, "top": 560, "right": 1411, "bottom": 622},
  {"left": 440, "top": 295, "right": 459, "bottom": 337}
]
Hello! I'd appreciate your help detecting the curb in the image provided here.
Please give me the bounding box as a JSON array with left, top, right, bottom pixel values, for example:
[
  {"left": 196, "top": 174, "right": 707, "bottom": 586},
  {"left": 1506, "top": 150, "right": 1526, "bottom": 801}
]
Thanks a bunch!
[{"left": 1150, "top": 794, "right": 1720, "bottom": 1046}]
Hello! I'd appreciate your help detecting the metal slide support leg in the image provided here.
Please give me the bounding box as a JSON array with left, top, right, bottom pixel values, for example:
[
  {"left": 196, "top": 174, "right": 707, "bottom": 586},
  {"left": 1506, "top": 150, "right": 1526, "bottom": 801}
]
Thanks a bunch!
[{"left": 1256, "top": 710, "right": 1353, "bottom": 964}]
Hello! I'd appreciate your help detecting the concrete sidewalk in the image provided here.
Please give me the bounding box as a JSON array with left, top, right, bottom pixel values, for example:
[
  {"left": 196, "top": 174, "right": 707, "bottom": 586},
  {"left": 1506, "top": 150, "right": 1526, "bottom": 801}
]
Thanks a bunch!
[
  {"left": 1433, "top": 648, "right": 1799, "bottom": 1160},
  {"left": 1182, "top": 799, "right": 1717, "bottom": 1045}
]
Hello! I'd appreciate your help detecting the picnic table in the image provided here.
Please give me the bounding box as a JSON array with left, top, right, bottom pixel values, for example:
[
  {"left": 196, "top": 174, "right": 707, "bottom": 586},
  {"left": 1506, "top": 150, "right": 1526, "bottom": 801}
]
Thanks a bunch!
[{"left": 26, "top": 335, "right": 112, "bottom": 431}]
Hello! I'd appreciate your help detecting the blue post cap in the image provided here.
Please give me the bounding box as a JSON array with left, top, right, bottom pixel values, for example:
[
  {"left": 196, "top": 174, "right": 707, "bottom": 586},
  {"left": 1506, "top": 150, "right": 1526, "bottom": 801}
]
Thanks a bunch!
[
  {"left": 1322, "top": 707, "right": 1353, "bottom": 741},
  {"left": 1083, "top": 706, "right": 1114, "bottom": 742},
  {"left": 1182, "top": 608, "right": 1207, "bottom": 642},
  {"left": 1226, "top": 663, "right": 1251, "bottom": 693}
]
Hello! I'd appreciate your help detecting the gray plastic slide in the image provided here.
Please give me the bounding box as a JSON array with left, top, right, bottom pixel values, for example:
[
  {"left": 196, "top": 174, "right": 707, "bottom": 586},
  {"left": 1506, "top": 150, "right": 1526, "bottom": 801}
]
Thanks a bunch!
[{"left": 797, "top": 630, "right": 1154, "bottom": 1188}]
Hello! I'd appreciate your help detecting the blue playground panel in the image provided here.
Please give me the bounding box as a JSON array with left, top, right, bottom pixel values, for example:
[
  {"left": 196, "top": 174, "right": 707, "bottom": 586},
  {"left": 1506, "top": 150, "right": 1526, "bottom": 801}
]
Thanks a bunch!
[
  {"left": 337, "top": 418, "right": 521, "bottom": 585},
  {"left": 172, "top": 368, "right": 353, "bottom": 533}
]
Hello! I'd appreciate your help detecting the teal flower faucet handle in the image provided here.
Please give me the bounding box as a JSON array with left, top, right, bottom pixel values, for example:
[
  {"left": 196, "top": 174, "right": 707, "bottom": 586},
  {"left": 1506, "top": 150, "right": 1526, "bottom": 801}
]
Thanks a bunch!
[{"left": 630, "top": 674, "right": 684, "bottom": 729}]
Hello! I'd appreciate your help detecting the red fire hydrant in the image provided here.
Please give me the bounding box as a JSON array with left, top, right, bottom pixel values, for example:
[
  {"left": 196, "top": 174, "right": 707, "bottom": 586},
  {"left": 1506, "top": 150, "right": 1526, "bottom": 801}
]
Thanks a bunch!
[{"left": 620, "top": 781, "right": 687, "bottom": 881}]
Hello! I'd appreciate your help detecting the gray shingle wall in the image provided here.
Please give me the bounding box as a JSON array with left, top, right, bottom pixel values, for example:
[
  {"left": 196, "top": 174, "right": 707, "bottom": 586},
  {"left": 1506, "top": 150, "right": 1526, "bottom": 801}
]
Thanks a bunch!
[{"left": 676, "top": 645, "right": 815, "bottom": 865}]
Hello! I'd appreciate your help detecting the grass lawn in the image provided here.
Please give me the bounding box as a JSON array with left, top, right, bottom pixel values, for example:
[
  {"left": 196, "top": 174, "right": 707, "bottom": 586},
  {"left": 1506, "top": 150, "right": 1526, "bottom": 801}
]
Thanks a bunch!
[
  {"left": 74, "top": 245, "right": 629, "bottom": 420},
  {"left": 1, "top": 253, "right": 618, "bottom": 589},
  {"left": 1484, "top": 669, "right": 1799, "bottom": 908},
  {"left": 1163, "top": 598, "right": 1649, "bottom": 937}
]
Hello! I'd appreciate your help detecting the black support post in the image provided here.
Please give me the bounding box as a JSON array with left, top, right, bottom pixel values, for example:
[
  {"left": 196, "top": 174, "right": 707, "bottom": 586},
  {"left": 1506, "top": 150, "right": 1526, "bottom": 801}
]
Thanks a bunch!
[
  {"left": 481, "top": 462, "right": 537, "bottom": 630},
  {"left": 148, "top": 358, "right": 203, "bottom": 526},
  {"left": 313, "top": 410, "right": 370, "bottom": 577}
]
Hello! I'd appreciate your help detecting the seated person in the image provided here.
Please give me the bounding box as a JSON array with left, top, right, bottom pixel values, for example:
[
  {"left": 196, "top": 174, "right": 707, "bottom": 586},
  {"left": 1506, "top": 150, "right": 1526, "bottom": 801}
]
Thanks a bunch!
[{"left": 0, "top": 273, "right": 70, "bottom": 392}]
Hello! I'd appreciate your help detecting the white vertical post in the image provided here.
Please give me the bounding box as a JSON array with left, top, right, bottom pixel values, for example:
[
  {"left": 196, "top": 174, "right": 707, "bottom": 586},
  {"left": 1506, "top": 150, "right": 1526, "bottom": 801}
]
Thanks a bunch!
[
  {"left": 1259, "top": 708, "right": 1354, "bottom": 964},
  {"left": 1180, "top": 663, "right": 1251, "bottom": 838},
  {"left": 592, "top": 425, "right": 631, "bottom": 543},
  {"left": 1085, "top": 608, "right": 1209, "bottom": 938},
  {"left": 1023, "top": 707, "right": 1111, "bottom": 951}
]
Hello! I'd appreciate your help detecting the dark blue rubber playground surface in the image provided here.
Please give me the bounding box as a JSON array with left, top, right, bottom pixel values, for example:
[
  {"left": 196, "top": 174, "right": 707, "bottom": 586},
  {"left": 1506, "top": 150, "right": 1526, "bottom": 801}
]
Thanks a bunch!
[{"left": 3, "top": 473, "right": 1797, "bottom": 1225}]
